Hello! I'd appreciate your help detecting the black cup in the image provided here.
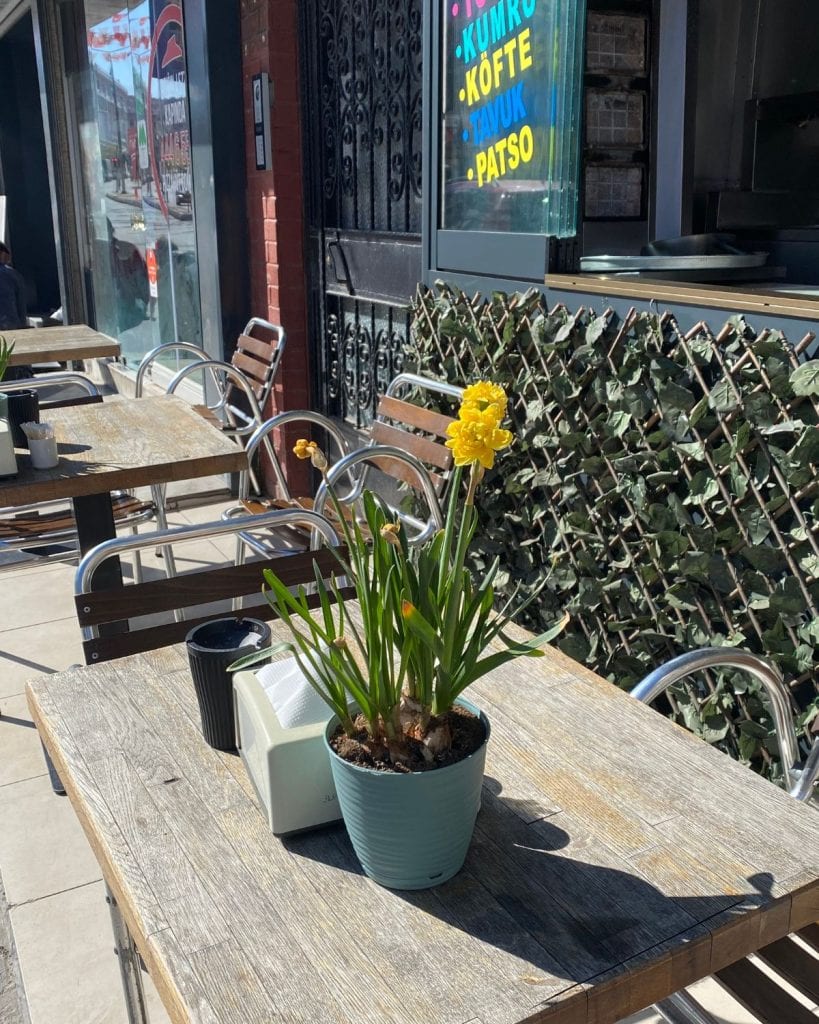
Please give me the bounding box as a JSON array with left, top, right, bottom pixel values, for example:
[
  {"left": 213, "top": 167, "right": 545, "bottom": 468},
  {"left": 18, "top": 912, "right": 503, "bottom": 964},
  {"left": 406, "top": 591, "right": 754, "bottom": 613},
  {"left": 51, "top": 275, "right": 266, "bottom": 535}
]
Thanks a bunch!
[
  {"left": 185, "top": 617, "right": 271, "bottom": 750},
  {"left": 4, "top": 390, "right": 39, "bottom": 449}
]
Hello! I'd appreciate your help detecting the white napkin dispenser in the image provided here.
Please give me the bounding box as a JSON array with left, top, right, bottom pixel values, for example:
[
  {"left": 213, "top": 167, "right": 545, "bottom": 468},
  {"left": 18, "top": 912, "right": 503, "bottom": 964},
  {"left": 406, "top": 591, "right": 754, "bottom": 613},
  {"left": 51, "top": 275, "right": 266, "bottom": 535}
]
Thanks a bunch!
[{"left": 232, "top": 665, "right": 342, "bottom": 835}]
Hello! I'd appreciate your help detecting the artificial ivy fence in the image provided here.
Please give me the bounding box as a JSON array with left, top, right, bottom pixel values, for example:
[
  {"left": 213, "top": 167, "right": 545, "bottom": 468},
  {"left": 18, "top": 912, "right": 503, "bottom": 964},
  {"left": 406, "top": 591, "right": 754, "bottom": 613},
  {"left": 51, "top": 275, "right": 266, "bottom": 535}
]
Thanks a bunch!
[{"left": 408, "top": 283, "right": 819, "bottom": 782}]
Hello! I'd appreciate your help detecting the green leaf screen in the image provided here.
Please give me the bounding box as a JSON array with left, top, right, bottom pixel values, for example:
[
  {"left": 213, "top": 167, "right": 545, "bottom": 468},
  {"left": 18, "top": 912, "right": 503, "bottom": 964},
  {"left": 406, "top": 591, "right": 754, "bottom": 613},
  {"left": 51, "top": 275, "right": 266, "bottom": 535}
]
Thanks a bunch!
[{"left": 440, "top": 0, "right": 586, "bottom": 238}]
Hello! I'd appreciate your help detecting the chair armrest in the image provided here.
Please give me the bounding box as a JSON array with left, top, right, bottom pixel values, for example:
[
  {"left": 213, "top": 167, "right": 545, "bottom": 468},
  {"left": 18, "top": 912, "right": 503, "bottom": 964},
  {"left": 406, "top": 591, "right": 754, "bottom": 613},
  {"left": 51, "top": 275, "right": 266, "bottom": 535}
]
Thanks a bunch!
[
  {"left": 134, "top": 342, "right": 208, "bottom": 397},
  {"left": 631, "top": 648, "right": 804, "bottom": 798},
  {"left": 243, "top": 411, "right": 352, "bottom": 502},
  {"left": 314, "top": 444, "right": 444, "bottom": 544}
]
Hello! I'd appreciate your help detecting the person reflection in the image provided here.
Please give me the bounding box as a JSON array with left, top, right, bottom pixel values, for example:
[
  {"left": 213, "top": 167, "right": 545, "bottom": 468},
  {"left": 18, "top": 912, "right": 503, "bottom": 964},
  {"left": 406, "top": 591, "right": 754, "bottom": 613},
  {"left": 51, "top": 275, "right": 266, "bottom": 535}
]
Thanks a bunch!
[{"left": 106, "top": 219, "right": 149, "bottom": 332}]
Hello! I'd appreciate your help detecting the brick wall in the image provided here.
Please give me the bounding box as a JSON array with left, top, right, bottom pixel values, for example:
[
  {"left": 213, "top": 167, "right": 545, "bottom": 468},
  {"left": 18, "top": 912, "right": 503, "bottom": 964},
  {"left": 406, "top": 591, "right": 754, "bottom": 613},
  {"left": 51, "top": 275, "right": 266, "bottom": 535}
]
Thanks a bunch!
[{"left": 240, "top": 0, "right": 310, "bottom": 494}]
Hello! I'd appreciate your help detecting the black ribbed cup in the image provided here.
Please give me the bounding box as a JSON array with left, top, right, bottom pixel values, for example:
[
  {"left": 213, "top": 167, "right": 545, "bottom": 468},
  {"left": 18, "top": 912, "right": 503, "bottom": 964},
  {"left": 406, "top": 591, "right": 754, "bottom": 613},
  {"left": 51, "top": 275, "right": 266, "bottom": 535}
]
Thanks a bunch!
[
  {"left": 5, "top": 390, "right": 39, "bottom": 449},
  {"left": 185, "top": 617, "right": 271, "bottom": 751}
]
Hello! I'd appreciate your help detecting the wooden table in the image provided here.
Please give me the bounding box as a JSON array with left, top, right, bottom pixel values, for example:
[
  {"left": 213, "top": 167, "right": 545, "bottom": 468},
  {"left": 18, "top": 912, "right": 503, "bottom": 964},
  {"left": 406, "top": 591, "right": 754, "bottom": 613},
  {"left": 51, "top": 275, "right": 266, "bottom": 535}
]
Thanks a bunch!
[
  {"left": 0, "top": 394, "right": 246, "bottom": 586},
  {"left": 27, "top": 637, "right": 819, "bottom": 1024},
  {"left": 3, "top": 324, "right": 120, "bottom": 366}
]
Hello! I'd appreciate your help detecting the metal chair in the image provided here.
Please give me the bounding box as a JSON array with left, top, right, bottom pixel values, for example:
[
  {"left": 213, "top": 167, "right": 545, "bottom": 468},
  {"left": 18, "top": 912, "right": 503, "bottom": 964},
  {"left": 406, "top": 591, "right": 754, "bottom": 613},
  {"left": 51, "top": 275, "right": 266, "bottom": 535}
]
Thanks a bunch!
[
  {"left": 223, "top": 372, "right": 464, "bottom": 562},
  {"left": 135, "top": 320, "right": 284, "bottom": 499},
  {"left": 631, "top": 648, "right": 819, "bottom": 1024},
  {"left": 134, "top": 318, "right": 285, "bottom": 469},
  {"left": 73, "top": 506, "right": 343, "bottom": 661}
]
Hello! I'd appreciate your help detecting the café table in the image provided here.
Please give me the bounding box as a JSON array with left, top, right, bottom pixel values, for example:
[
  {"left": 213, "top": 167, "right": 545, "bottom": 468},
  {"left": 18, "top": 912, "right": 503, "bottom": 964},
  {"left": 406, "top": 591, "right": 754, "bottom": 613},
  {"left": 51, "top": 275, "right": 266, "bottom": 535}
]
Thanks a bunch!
[
  {"left": 26, "top": 632, "right": 819, "bottom": 1024},
  {"left": 0, "top": 393, "right": 246, "bottom": 587},
  {"left": 3, "top": 324, "right": 120, "bottom": 366}
]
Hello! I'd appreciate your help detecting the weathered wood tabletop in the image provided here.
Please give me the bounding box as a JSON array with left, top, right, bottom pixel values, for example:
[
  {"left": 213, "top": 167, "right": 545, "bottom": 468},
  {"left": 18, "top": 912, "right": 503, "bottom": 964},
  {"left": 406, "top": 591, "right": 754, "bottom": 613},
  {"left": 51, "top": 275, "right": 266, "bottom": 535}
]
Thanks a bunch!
[
  {"left": 3, "top": 324, "right": 120, "bottom": 365},
  {"left": 27, "top": 633, "right": 819, "bottom": 1024},
  {"left": 0, "top": 394, "right": 245, "bottom": 506}
]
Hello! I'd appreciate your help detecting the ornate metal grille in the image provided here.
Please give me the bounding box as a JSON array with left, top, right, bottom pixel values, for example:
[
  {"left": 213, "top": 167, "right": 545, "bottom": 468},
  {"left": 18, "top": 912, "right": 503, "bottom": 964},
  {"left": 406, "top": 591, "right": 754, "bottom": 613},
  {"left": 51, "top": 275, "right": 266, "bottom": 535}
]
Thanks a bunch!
[
  {"left": 326, "top": 300, "right": 408, "bottom": 423},
  {"left": 316, "top": 0, "right": 422, "bottom": 232},
  {"left": 305, "top": 0, "right": 423, "bottom": 426}
]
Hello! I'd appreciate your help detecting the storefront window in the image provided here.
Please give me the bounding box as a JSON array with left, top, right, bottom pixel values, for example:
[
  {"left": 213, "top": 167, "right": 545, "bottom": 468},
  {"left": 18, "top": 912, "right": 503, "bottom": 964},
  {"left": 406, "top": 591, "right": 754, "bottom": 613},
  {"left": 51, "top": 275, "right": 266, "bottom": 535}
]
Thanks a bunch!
[
  {"left": 70, "top": 0, "right": 201, "bottom": 367},
  {"left": 440, "top": 0, "right": 586, "bottom": 238}
]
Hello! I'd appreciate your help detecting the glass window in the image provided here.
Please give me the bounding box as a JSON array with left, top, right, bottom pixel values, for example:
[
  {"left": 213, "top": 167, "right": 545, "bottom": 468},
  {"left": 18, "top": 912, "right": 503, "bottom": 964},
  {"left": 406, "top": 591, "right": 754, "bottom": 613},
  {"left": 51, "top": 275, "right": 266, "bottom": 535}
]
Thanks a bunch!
[
  {"left": 439, "top": 0, "right": 586, "bottom": 238},
  {"left": 68, "top": 1, "right": 202, "bottom": 368}
]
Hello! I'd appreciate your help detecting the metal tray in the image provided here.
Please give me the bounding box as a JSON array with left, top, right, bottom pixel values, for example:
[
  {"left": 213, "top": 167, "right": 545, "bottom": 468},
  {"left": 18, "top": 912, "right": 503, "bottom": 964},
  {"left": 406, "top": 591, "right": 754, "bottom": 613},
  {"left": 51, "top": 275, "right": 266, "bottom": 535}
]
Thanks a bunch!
[{"left": 580, "top": 253, "right": 769, "bottom": 272}]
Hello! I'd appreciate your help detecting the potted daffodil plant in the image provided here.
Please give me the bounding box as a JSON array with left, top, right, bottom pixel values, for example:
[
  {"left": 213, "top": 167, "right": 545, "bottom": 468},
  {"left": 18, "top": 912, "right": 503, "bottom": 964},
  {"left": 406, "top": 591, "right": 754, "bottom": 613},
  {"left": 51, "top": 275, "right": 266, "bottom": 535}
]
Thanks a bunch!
[{"left": 234, "top": 382, "right": 566, "bottom": 889}]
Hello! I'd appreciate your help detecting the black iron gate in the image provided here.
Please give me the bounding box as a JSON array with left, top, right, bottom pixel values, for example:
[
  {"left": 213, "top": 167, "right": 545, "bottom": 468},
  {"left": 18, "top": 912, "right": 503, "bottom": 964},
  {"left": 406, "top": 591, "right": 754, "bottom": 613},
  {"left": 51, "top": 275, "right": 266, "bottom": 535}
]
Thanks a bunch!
[{"left": 301, "top": 0, "right": 423, "bottom": 427}]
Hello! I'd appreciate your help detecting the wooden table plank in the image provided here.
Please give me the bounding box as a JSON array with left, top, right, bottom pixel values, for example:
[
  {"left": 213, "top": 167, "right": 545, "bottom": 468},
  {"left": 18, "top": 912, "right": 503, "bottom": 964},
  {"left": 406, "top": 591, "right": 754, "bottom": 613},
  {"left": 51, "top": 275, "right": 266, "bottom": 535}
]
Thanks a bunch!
[
  {"left": 0, "top": 394, "right": 245, "bottom": 505},
  {"left": 2, "top": 324, "right": 120, "bottom": 365},
  {"left": 26, "top": 629, "right": 819, "bottom": 1024}
]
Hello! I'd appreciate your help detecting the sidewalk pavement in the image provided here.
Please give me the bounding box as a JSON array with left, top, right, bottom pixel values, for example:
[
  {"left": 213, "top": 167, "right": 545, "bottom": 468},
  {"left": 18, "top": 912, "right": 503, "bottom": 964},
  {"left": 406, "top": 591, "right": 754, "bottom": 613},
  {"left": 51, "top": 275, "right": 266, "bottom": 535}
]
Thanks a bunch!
[{"left": 0, "top": 499, "right": 768, "bottom": 1024}]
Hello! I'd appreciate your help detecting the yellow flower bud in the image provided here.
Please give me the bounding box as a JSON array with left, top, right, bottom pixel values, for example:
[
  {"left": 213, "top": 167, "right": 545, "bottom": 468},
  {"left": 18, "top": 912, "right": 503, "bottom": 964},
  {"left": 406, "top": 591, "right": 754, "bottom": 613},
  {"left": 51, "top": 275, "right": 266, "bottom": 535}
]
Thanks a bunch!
[{"left": 293, "top": 438, "right": 329, "bottom": 470}]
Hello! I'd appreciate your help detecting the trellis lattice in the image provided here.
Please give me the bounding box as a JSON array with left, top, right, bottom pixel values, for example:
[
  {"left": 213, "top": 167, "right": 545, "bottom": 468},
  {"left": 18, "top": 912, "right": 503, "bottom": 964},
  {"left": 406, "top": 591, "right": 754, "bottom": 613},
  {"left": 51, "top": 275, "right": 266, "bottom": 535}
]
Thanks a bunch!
[{"left": 408, "top": 284, "right": 819, "bottom": 778}]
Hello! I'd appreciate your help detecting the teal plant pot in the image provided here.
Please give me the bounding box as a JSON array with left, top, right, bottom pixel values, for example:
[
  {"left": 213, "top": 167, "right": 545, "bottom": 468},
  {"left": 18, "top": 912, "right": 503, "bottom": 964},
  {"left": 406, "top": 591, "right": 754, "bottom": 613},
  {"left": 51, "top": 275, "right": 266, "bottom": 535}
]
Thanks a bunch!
[{"left": 324, "top": 699, "right": 489, "bottom": 890}]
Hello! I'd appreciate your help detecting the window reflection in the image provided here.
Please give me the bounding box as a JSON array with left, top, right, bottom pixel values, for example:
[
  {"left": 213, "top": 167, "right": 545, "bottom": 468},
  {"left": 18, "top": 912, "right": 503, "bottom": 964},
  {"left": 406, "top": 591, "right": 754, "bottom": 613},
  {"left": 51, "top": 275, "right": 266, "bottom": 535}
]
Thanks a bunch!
[{"left": 76, "top": 1, "right": 202, "bottom": 368}]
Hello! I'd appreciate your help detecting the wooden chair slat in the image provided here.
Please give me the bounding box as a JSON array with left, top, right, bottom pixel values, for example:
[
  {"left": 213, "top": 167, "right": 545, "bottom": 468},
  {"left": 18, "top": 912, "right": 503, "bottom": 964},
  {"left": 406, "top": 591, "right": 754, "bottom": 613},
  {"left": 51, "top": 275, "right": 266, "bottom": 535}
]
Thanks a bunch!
[
  {"left": 245, "top": 497, "right": 374, "bottom": 540},
  {"left": 236, "top": 333, "right": 276, "bottom": 361},
  {"left": 755, "top": 935, "right": 819, "bottom": 1004},
  {"left": 376, "top": 394, "right": 455, "bottom": 439},
  {"left": 82, "top": 585, "right": 355, "bottom": 663},
  {"left": 715, "top": 957, "right": 818, "bottom": 1024},
  {"left": 797, "top": 923, "right": 819, "bottom": 954},
  {"left": 75, "top": 548, "right": 346, "bottom": 627},
  {"left": 0, "top": 495, "right": 151, "bottom": 540},
  {"left": 369, "top": 420, "right": 453, "bottom": 471},
  {"left": 231, "top": 350, "right": 270, "bottom": 386},
  {"left": 367, "top": 454, "right": 446, "bottom": 495}
]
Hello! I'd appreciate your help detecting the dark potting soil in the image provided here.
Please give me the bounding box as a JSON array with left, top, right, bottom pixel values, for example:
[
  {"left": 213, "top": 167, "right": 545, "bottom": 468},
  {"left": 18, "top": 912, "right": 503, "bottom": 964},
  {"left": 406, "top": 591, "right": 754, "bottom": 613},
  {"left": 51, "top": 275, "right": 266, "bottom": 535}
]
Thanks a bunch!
[{"left": 329, "top": 704, "right": 486, "bottom": 773}]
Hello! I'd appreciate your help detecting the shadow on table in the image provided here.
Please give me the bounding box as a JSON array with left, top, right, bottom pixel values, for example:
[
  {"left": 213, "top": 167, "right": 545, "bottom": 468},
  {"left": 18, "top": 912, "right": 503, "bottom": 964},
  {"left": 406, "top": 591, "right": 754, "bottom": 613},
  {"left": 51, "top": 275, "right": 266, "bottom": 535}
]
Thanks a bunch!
[
  {"left": 283, "top": 776, "right": 772, "bottom": 984},
  {"left": 54, "top": 443, "right": 92, "bottom": 455}
]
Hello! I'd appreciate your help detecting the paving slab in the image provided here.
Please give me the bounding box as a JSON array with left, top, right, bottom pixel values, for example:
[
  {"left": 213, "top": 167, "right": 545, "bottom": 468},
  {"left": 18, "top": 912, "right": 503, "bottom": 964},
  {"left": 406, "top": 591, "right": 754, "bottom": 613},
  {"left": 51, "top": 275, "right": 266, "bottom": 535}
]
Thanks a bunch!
[
  {"left": 10, "top": 880, "right": 169, "bottom": 1024},
  {"left": 0, "top": 874, "right": 27, "bottom": 1024},
  {"left": 0, "top": 617, "right": 83, "bottom": 700},
  {"left": 0, "top": 565, "right": 78, "bottom": 634},
  {"left": 0, "top": 774, "right": 101, "bottom": 905},
  {"left": 0, "top": 695, "right": 45, "bottom": 789}
]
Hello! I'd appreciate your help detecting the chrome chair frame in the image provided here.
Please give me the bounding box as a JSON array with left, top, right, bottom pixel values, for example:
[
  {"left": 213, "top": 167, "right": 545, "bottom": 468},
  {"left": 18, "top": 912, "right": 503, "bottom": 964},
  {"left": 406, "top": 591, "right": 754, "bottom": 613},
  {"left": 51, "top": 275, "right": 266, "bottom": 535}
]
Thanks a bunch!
[
  {"left": 632, "top": 647, "right": 818, "bottom": 1024},
  {"left": 75, "top": 507, "right": 342, "bottom": 640},
  {"left": 223, "top": 372, "right": 463, "bottom": 562}
]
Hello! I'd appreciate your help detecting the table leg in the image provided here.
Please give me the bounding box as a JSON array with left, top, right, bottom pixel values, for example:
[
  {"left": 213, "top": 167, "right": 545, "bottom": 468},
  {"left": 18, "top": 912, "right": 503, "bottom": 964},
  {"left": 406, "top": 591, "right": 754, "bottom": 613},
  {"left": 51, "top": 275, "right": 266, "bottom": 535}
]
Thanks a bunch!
[{"left": 105, "top": 884, "right": 150, "bottom": 1024}]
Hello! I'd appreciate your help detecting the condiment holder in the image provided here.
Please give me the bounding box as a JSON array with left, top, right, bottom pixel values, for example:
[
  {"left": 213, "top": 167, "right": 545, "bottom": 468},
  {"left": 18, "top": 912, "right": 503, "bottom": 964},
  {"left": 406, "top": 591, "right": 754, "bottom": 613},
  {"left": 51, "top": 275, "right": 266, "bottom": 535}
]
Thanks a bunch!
[{"left": 21, "top": 422, "right": 59, "bottom": 470}]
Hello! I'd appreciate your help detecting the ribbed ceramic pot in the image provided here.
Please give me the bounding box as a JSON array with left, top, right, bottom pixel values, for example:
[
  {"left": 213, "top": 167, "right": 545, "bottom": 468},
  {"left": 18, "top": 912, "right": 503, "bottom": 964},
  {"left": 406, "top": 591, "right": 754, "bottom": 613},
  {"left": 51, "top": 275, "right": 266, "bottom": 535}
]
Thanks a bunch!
[{"left": 324, "top": 698, "right": 490, "bottom": 890}]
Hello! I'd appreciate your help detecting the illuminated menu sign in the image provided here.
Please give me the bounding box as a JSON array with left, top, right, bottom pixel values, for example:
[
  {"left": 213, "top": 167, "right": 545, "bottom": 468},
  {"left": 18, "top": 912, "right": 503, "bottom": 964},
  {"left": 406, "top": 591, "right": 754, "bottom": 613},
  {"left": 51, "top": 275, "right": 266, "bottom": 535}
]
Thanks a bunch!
[
  {"left": 452, "top": 0, "right": 537, "bottom": 187},
  {"left": 442, "top": 0, "right": 584, "bottom": 237}
]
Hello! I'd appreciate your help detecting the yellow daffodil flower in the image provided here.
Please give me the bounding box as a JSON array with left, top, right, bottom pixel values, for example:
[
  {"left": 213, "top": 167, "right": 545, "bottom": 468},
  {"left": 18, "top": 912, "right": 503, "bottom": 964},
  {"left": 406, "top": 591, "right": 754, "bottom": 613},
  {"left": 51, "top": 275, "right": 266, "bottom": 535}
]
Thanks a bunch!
[
  {"left": 460, "top": 381, "right": 508, "bottom": 418},
  {"left": 445, "top": 417, "right": 513, "bottom": 469}
]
